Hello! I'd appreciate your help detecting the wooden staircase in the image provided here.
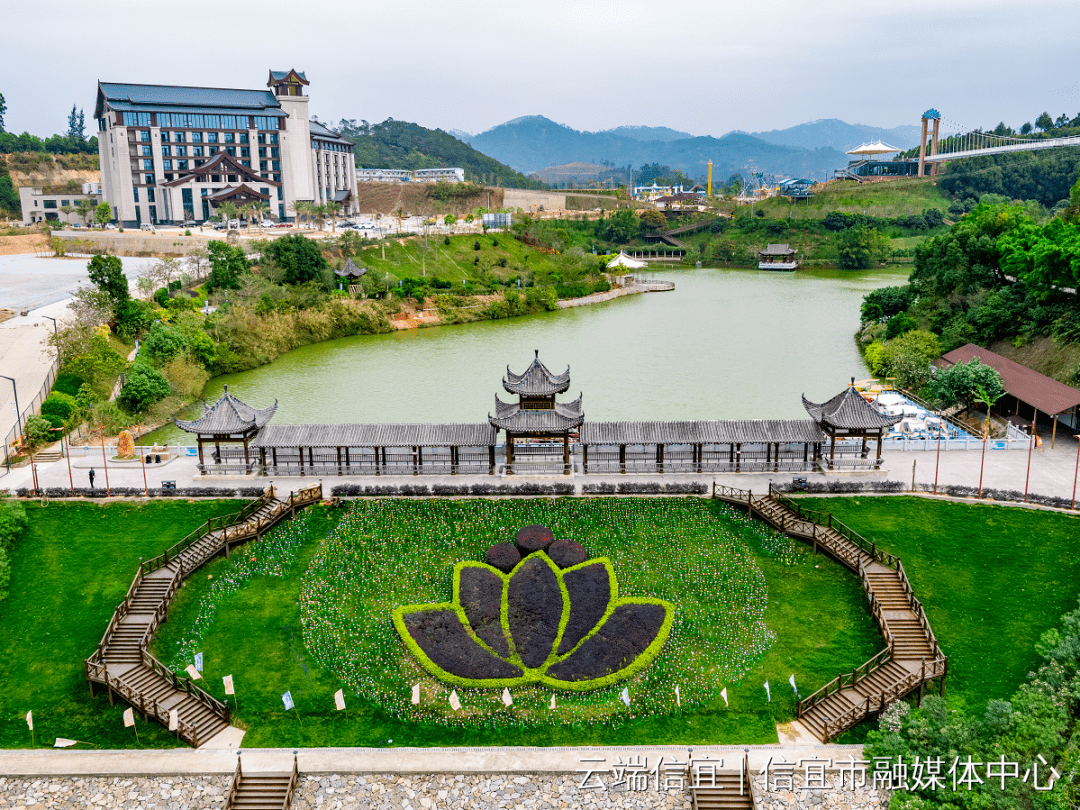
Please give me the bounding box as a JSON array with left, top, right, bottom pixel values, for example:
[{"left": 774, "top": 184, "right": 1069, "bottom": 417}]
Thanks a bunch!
[
  {"left": 691, "top": 756, "right": 755, "bottom": 810},
  {"left": 85, "top": 483, "right": 323, "bottom": 747},
  {"left": 225, "top": 755, "right": 299, "bottom": 810},
  {"left": 712, "top": 483, "right": 947, "bottom": 742}
]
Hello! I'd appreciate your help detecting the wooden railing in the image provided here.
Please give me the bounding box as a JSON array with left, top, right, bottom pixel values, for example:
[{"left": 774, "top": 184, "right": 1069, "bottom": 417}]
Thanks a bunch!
[
  {"left": 285, "top": 755, "right": 300, "bottom": 809},
  {"left": 796, "top": 647, "right": 892, "bottom": 715},
  {"left": 84, "top": 482, "right": 321, "bottom": 746},
  {"left": 225, "top": 757, "right": 243, "bottom": 810}
]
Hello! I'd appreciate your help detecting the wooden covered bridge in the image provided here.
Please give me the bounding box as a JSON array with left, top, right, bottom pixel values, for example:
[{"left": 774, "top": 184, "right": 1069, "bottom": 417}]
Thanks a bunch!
[{"left": 177, "top": 358, "right": 895, "bottom": 477}]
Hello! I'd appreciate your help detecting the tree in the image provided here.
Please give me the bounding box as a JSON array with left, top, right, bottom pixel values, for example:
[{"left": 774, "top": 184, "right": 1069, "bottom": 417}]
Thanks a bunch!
[
  {"left": 261, "top": 233, "right": 329, "bottom": 285},
  {"left": 310, "top": 203, "right": 328, "bottom": 231},
  {"left": 861, "top": 285, "right": 915, "bottom": 322},
  {"left": 878, "top": 329, "right": 942, "bottom": 390},
  {"left": 205, "top": 240, "right": 248, "bottom": 292},
  {"left": 77, "top": 110, "right": 85, "bottom": 141},
  {"left": 325, "top": 201, "right": 342, "bottom": 233},
  {"left": 925, "top": 358, "right": 1004, "bottom": 411},
  {"left": 23, "top": 414, "right": 54, "bottom": 450},
  {"left": 95, "top": 201, "right": 112, "bottom": 227},
  {"left": 836, "top": 226, "right": 890, "bottom": 269},
  {"left": 1035, "top": 112, "right": 1054, "bottom": 132},
  {"left": 640, "top": 209, "right": 667, "bottom": 232},
  {"left": 217, "top": 201, "right": 239, "bottom": 227},
  {"left": 117, "top": 363, "right": 170, "bottom": 413},
  {"left": 75, "top": 198, "right": 96, "bottom": 226},
  {"left": 87, "top": 254, "right": 130, "bottom": 310},
  {"left": 1020, "top": 122, "right": 1033, "bottom": 135},
  {"left": 67, "top": 105, "right": 80, "bottom": 139},
  {"left": 0, "top": 92, "right": 6, "bottom": 133}
]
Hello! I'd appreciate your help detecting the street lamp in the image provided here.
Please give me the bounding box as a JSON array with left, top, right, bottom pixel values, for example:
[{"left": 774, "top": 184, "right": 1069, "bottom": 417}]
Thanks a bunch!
[{"left": 0, "top": 375, "right": 21, "bottom": 440}]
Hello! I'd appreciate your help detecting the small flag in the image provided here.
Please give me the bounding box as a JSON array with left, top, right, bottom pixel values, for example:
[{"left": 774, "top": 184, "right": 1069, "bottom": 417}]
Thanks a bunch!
[
  {"left": 334, "top": 689, "right": 346, "bottom": 711},
  {"left": 619, "top": 687, "right": 630, "bottom": 708},
  {"left": 675, "top": 685, "right": 681, "bottom": 707},
  {"left": 764, "top": 681, "right": 771, "bottom": 703},
  {"left": 282, "top": 691, "right": 294, "bottom": 711},
  {"left": 789, "top": 673, "right": 797, "bottom": 693},
  {"left": 411, "top": 683, "right": 420, "bottom": 705},
  {"left": 54, "top": 739, "right": 78, "bottom": 748},
  {"left": 501, "top": 688, "right": 513, "bottom": 707},
  {"left": 185, "top": 665, "right": 202, "bottom": 681},
  {"left": 194, "top": 652, "right": 203, "bottom": 673},
  {"left": 223, "top": 675, "right": 234, "bottom": 695},
  {"left": 123, "top": 708, "right": 135, "bottom": 727},
  {"left": 168, "top": 710, "right": 178, "bottom": 731},
  {"left": 549, "top": 694, "right": 556, "bottom": 710},
  {"left": 449, "top": 690, "right": 461, "bottom": 711},
  {"left": 25, "top": 711, "right": 32, "bottom": 731},
  {"left": 720, "top": 687, "right": 729, "bottom": 707}
]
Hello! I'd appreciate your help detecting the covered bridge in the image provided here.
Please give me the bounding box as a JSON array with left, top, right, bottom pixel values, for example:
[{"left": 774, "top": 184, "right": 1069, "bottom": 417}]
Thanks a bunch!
[{"left": 935, "top": 343, "right": 1080, "bottom": 447}]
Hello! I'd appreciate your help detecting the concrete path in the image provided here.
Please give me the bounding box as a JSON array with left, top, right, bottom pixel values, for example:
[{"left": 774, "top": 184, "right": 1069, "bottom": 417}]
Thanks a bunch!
[{"left": 0, "top": 743, "right": 865, "bottom": 777}]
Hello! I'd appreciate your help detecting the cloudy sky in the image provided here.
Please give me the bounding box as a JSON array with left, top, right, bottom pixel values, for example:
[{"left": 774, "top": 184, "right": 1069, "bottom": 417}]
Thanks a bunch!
[{"left": 4, "top": 0, "right": 1078, "bottom": 140}]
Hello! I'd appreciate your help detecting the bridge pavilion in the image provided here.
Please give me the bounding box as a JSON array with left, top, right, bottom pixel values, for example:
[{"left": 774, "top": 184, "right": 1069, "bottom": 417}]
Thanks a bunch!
[
  {"left": 174, "top": 385, "right": 277, "bottom": 474},
  {"left": 802, "top": 381, "right": 902, "bottom": 468}
]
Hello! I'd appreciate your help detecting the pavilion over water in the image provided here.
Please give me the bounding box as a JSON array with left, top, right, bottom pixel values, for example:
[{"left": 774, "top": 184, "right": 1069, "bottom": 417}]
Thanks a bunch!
[{"left": 176, "top": 354, "right": 900, "bottom": 477}]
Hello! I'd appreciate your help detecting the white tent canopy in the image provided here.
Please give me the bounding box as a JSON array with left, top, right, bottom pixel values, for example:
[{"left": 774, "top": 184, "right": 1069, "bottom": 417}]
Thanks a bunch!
[
  {"left": 607, "top": 251, "right": 648, "bottom": 270},
  {"left": 846, "top": 140, "right": 902, "bottom": 156}
]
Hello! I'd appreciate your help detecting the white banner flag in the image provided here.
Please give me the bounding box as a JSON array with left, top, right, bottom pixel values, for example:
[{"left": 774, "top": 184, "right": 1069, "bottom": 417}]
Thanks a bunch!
[
  {"left": 334, "top": 689, "right": 346, "bottom": 711},
  {"left": 223, "top": 675, "right": 235, "bottom": 695},
  {"left": 501, "top": 688, "right": 513, "bottom": 707},
  {"left": 194, "top": 652, "right": 203, "bottom": 673},
  {"left": 185, "top": 665, "right": 202, "bottom": 681},
  {"left": 282, "top": 691, "right": 294, "bottom": 711},
  {"left": 411, "top": 683, "right": 420, "bottom": 705},
  {"left": 54, "top": 739, "right": 78, "bottom": 748},
  {"left": 789, "top": 673, "right": 797, "bottom": 693},
  {"left": 764, "top": 681, "right": 771, "bottom": 703},
  {"left": 123, "top": 708, "right": 135, "bottom": 727},
  {"left": 449, "top": 690, "right": 461, "bottom": 711},
  {"left": 720, "top": 687, "right": 729, "bottom": 707},
  {"left": 168, "top": 709, "right": 179, "bottom": 731},
  {"left": 25, "top": 711, "right": 32, "bottom": 731},
  {"left": 675, "top": 685, "right": 681, "bottom": 707},
  {"left": 549, "top": 694, "right": 556, "bottom": 710},
  {"left": 619, "top": 687, "right": 630, "bottom": 708}
]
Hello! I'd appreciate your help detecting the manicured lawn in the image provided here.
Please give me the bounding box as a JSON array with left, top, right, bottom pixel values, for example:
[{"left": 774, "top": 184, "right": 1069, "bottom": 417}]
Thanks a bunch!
[
  {"left": 798, "top": 496, "right": 1080, "bottom": 715},
  {"left": 0, "top": 500, "right": 246, "bottom": 749},
  {"left": 151, "top": 498, "right": 880, "bottom": 747}
]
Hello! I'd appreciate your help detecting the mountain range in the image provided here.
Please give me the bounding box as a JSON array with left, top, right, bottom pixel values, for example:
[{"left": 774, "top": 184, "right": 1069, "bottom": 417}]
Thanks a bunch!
[{"left": 455, "top": 116, "right": 922, "bottom": 182}]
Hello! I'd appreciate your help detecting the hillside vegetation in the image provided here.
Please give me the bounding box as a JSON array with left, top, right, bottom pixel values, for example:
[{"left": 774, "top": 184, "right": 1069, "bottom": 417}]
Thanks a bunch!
[{"left": 333, "top": 118, "right": 545, "bottom": 189}]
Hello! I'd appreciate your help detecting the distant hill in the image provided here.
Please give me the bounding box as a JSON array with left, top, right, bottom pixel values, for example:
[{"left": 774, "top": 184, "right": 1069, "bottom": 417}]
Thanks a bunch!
[
  {"left": 468, "top": 116, "right": 847, "bottom": 181},
  {"left": 331, "top": 118, "right": 545, "bottom": 189},
  {"left": 746, "top": 118, "right": 922, "bottom": 153},
  {"left": 601, "top": 125, "right": 693, "bottom": 142},
  {"left": 532, "top": 162, "right": 611, "bottom": 184}
]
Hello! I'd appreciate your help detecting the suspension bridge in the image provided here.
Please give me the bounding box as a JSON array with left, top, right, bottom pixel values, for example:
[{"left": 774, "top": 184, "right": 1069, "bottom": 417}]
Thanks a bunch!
[{"left": 917, "top": 108, "right": 1080, "bottom": 175}]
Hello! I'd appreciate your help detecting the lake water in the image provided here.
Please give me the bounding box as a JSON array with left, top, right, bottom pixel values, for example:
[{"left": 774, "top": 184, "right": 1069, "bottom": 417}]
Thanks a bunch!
[{"left": 147, "top": 266, "right": 908, "bottom": 445}]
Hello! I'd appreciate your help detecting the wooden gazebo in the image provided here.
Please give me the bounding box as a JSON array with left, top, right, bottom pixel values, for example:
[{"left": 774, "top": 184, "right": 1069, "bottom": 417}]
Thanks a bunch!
[
  {"left": 175, "top": 386, "right": 278, "bottom": 474},
  {"left": 489, "top": 351, "right": 584, "bottom": 475},
  {"left": 334, "top": 258, "right": 368, "bottom": 294},
  {"left": 803, "top": 381, "right": 901, "bottom": 468}
]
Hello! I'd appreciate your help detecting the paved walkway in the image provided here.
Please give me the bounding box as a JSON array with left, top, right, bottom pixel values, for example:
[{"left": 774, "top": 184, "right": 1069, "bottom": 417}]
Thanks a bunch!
[
  {"left": 4, "top": 428, "right": 1079, "bottom": 505},
  {"left": 0, "top": 743, "right": 865, "bottom": 777}
]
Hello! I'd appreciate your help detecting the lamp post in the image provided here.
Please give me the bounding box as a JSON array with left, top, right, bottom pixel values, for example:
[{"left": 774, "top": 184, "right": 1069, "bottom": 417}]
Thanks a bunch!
[
  {"left": 131, "top": 424, "right": 148, "bottom": 497},
  {"left": 1, "top": 375, "right": 22, "bottom": 441},
  {"left": 933, "top": 425, "right": 942, "bottom": 495},
  {"left": 89, "top": 404, "right": 110, "bottom": 496},
  {"left": 1023, "top": 426, "right": 1035, "bottom": 503},
  {"left": 51, "top": 425, "right": 74, "bottom": 496}
]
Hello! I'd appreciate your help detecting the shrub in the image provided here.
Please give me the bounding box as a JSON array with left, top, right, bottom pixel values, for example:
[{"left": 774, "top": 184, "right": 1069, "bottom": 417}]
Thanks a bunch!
[
  {"left": 40, "top": 392, "right": 77, "bottom": 422},
  {"left": 141, "top": 321, "right": 189, "bottom": 365},
  {"left": 117, "top": 363, "right": 170, "bottom": 412},
  {"left": 52, "top": 373, "right": 85, "bottom": 398},
  {"left": 261, "top": 234, "right": 328, "bottom": 286}
]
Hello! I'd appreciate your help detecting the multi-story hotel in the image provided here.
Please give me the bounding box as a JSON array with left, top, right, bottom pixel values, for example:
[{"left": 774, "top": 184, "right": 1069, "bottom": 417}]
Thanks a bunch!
[{"left": 94, "top": 69, "right": 357, "bottom": 227}]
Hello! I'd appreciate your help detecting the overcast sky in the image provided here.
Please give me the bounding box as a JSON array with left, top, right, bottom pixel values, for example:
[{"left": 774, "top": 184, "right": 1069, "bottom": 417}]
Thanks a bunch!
[{"left": 4, "top": 0, "right": 1078, "bottom": 141}]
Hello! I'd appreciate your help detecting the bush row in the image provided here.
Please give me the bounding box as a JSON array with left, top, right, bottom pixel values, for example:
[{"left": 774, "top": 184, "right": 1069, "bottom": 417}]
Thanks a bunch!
[
  {"left": 331, "top": 483, "right": 576, "bottom": 497},
  {"left": 3, "top": 486, "right": 267, "bottom": 499},
  {"left": 580, "top": 482, "right": 709, "bottom": 495},
  {"left": 772, "top": 479, "right": 1078, "bottom": 510}
]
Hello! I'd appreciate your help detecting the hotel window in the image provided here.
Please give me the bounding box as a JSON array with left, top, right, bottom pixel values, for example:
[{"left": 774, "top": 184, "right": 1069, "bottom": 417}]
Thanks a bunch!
[
  {"left": 141, "top": 145, "right": 152, "bottom": 156},
  {"left": 176, "top": 146, "right": 186, "bottom": 156},
  {"left": 272, "top": 161, "right": 280, "bottom": 171},
  {"left": 193, "top": 146, "right": 204, "bottom": 157},
  {"left": 207, "top": 132, "right": 218, "bottom": 143},
  {"left": 61, "top": 199, "right": 70, "bottom": 207},
  {"left": 271, "top": 147, "right": 279, "bottom": 157},
  {"left": 140, "top": 130, "right": 151, "bottom": 142},
  {"left": 43, "top": 199, "right": 57, "bottom": 209},
  {"left": 269, "top": 134, "right": 279, "bottom": 145},
  {"left": 242, "top": 160, "right": 251, "bottom": 167},
  {"left": 175, "top": 132, "right": 185, "bottom": 143},
  {"left": 143, "top": 160, "right": 153, "bottom": 170},
  {"left": 224, "top": 132, "right": 235, "bottom": 144},
  {"left": 260, "top": 161, "right": 268, "bottom": 171},
  {"left": 239, "top": 133, "right": 249, "bottom": 144},
  {"left": 162, "top": 160, "right": 173, "bottom": 170},
  {"left": 161, "top": 145, "right": 171, "bottom": 156},
  {"left": 261, "top": 188, "right": 270, "bottom": 198},
  {"left": 149, "top": 205, "right": 157, "bottom": 222},
  {"left": 177, "top": 160, "right": 188, "bottom": 170},
  {"left": 191, "top": 132, "right": 203, "bottom": 143},
  {"left": 209, "top": 147, "right": 218, "bottom": 155},
  {"left": 226, "top": 147, "right": 236, "bottom": 157},
  {"left": 273, "top": 174, "right": 281, "bottom": 182},
  {"left": 145, "top": 174, "right": 155, "bottom": 184},
  {"left": 147, "top": 188, "right": 156, "bottom": 203},
  {"left": 133, "top": 188, "right": 139, "bottom": 202},
  {"left": 257, "top": 134, "right": 266, "bottom": 144},
  {"left": 240, "top": 147, "right": 249, "bottom": 157},
  {"left": 195, "top": 160, "right": 204, "bottom": 167},
  {"left": 258, "top": 147, "right": 267, "bottom": 158}
]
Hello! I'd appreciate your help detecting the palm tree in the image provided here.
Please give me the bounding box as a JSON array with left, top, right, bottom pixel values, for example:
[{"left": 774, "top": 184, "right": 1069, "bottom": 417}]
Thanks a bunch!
[
  {"left": 250, "top": 201, "right": 269, "bottom": 229},
  {"left": 288, "top": 200, "right": 310, "bottom": 230},
  {"left": 310, "top": 203, "right": 327, "bottom": 232},
  {"left": 325, "top": 201, "right": 342, "bottom": 233},
  {"left": 217, "top": 201, "right": 239, "bottom": 228}
]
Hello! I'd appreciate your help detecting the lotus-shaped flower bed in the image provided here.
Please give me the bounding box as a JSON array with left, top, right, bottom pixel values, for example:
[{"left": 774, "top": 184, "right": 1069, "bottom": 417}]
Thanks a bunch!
[{"left": 393, "top": 526, "right": 674, "bottom": 690}]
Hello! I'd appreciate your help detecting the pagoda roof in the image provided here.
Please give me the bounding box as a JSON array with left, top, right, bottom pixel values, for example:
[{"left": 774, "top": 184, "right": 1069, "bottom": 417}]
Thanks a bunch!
[
  {"left": 174, "top": 386, "right": 278, "bottom": 435},
  {"left": 489, "top": 394, "right": 584, "bottom": 433},
  {"left": 334, "top": 258, "right": 367, "bottom": 279},
  {"left": 803, "top": 383, "right": 901, "bottom": 430},
  {"left": 206, "top": 183, "right": 270, "bottom": 203},
  {"left": 163, "top": 151, "right": 281, "bottom": 187},
  {"left": 504, "top": 350, "right": 571, "bottom": 396}
]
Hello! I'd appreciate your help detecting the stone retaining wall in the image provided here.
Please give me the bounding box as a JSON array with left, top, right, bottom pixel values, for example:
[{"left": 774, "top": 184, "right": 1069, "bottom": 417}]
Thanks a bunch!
[{"left": 0, "top": 775, "right": 228, "bottom": 809}]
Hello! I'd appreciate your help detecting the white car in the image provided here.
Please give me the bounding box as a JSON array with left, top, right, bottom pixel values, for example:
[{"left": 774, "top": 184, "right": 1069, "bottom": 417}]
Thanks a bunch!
[
  {"left": 105, "top": 222, "right": 118, "bottom": 230},
  {"left": 228, "top": 219, "right": 240, "bottom": 230},
  {"left": 261, "top": 219, "right": 274, "bottom": 228}
]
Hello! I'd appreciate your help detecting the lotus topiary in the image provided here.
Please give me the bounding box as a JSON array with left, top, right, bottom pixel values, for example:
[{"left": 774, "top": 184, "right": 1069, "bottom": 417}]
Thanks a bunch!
[{"left": 393, "top": 534, "right": 674, "bottom": 691}]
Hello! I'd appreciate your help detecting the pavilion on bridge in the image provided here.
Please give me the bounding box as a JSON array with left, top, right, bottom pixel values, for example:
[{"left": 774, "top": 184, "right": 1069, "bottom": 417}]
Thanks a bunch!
[
  {"left": 173, "top": 385, "right": 278, "bottom": 474},
  {"left": 802, "top": 380, "right": 902, "bottom": 469}
]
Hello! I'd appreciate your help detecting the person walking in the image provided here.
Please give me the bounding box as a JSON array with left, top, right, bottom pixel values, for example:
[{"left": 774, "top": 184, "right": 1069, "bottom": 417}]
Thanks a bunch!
[{"left": 88, "top": 468, "right": 96, "bottom": 489}]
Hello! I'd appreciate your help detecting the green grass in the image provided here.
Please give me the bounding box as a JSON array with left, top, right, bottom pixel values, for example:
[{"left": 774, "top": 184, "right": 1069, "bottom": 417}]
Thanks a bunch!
[
  {"left": 798, "top": 496, "right": 1080, "bottom": 715},
  {"left": 756, "top": 177, "right": 952, "bottom": 221},
  {"left": 150, "top": 498, "right": 879, "bottom": 747},
  {"left": 0, "top": 500, "right": 246, "bottom": 749}
]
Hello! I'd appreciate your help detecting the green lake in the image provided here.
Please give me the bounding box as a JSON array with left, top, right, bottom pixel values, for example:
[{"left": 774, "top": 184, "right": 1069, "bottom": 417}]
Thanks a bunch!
[{"left": 147, "top": 266, "right": 908, "bottom": 445}]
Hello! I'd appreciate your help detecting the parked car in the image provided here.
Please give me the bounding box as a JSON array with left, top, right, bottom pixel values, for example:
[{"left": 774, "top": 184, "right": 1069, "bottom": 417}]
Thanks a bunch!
[
  {"left": 140, "top": 223, "right": 154, "bottom": 232},
  {"left": 105, "top": 222, "right": 118, "bottom": 230},
  {"left": 182, "top": 219, "right": 197, "bottom": 227},
  {"left": 212, "top": 221, "right": 227, "bottom": 231},
  {"left": 274, "top": 222, "right": 293, "bottom": 228},
  {"left": 260, "top": 219, "right": 274, "bottom": 228},
  {"left": 227, "top": 219, "right": 240, "bottom": 230}
]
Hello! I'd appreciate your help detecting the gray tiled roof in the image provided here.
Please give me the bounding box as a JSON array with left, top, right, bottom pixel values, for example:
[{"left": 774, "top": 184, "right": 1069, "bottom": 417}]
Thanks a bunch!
[
  {"left": 252, "top": 423, "right": 496, "bottom": 448},
  {"left": 759, "top": 243, "right": 796, "bottom": 256},
  {"left": 106, "top": 101, "right": 286, "bottom": 118},
  {"left": 489, "top": 394, "right": 584, "bottom": 433},
  {"left": 504, "top": 351, "right": 571, "bottom": 396},
  {"left": 269, "top": 70, "right": 309, "bottom": 84},
  {"left": 803, "top": 386, "right": 902, "bottom": 430},
  {"left": 174, "top": 388, "right": 277, "bottom": 435},
  {"left": 581, "top": 420, "right": 823, "bottom": 445},
  {"left": 309, "top": 120, "right": 353, "bottom": 144},
  {"left": 98, "top": 82, "right": 282, "bottom": 113},
  {"left": 334, "top": 259, "right": 367, "bottom": 278}
]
